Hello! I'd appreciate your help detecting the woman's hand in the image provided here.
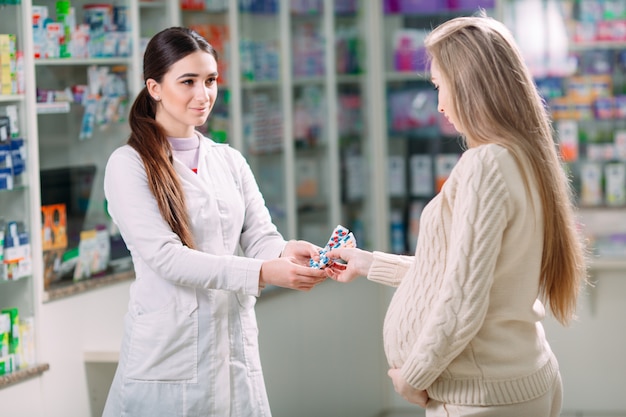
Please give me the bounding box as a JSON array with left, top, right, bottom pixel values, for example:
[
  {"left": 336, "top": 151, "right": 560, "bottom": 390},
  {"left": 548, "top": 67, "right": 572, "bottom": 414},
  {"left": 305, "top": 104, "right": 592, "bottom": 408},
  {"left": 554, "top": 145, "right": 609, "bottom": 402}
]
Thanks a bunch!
[
  {"left": 323, "top": 248, "right": 373, "bottom": 283},
  {"left": 259, "top": 257, "right": 327, "bottom": 291},
  {"left": 387, "top": 369, "right": 429, "bottom": 408},
  {"left": 281, "top": 239, "right": 322, "bottom": 266}
]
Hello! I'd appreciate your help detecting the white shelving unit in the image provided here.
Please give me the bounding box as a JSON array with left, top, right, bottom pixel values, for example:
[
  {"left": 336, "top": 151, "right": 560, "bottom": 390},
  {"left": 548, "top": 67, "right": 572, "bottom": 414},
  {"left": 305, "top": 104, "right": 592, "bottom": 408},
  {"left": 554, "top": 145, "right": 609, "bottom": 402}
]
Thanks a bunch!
[
  {"left": 0, "top": 0, "right": 49, "bottom": 391},
  {"left": 1, "top": 0, "right": 625, "bottom": 415}
]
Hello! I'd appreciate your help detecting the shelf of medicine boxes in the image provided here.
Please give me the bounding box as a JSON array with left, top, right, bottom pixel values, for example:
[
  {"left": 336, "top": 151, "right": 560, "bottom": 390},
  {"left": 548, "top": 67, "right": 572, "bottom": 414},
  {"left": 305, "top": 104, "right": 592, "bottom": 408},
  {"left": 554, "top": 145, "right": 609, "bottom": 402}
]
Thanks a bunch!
[
  {"left": 0, "top": 221, "right": 50, "bottom": 387},
  {"left": 0, "top": 266, "right": 50, "bottom": 388},
  {"left": 0, "top": 280, "right": 46, "bottom": 375},
  {"left": 33, "top": 57, "right": 132, "bottom": 115},
  {"left": 32, "top": 58, "right": 136, "bottom": 300},
  {"left": 0, "top": 8, "right": 51, "bottom": 389},
  {"left": 571, "top": 49, "right": 626, "bottom": 274},
  {"left": 31, "top": 7, "right": 175, "bottom": 301}
]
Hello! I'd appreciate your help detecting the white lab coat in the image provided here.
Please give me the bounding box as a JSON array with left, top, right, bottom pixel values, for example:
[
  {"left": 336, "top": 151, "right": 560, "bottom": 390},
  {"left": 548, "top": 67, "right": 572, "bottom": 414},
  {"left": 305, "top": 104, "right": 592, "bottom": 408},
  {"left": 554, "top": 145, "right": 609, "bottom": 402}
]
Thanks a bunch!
[{"left": 102, "top": 133, "right": 286, "bottom": 417}]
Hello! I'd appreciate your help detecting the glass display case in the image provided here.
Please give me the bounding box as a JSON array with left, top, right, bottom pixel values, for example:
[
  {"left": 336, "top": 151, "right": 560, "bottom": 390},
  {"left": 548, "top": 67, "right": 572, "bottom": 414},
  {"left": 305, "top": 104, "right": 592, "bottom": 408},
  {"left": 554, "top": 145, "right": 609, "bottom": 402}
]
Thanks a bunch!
[
  {"left": 379, "top": 0, "right": 496, "bottom": 254},
  {"left": 236, "top": 0, "right": 289, "bottom": 236},
  {"left": 180, "top": 0, "right": 231, "bottom": 144},
  {"left": 176, "top": 0, "right": 375, "bottom": 250},
  {"left": 33, "top": 0, "right": 135, "bottom": 292},
  {"left": 290, "top": 0, "right": 332, "bottom": 246},
  {"left": 333, "top": 0, "right": 373, "bottom": 249},
  {"left": 502, "top": 0, "right": 626, "bottom": 263}
]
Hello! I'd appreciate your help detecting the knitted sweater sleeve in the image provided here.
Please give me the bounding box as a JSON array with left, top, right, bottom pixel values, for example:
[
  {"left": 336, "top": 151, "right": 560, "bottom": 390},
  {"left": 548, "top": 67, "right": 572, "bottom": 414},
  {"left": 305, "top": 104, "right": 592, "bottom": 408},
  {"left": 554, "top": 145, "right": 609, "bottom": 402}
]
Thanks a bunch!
[
  {"left": 400, "top": 146, "right": 511, "bottom": 390},
  {"left": 368, "top": 251, "right": 415, "bottom": 287}
]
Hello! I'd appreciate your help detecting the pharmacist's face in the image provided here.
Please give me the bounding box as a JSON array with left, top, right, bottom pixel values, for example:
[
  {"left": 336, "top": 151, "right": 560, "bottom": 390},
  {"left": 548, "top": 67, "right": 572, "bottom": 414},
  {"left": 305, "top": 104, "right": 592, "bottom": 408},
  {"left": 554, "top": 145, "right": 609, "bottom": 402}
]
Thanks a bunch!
[
  {"left": 430, "top": 60, "right": 459, "bottom": 132},
  {"left": 148, "top": 50, "right": 218, "bottom": 138}
]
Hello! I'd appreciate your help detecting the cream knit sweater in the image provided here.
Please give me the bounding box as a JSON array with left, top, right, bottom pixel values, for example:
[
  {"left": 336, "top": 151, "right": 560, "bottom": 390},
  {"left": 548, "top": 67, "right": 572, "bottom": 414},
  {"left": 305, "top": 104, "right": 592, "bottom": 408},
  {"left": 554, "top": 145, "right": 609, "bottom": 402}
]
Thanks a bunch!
[{"left": 369, "top": 144, "right": 559, "bottom": 406}]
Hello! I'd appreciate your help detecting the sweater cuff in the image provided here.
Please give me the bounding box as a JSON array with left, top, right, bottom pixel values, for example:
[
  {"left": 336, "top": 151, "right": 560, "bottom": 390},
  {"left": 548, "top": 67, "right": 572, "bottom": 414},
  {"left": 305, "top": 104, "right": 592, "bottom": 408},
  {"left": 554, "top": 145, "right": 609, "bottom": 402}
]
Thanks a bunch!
[
  {"left": 367, "top": 251, "right": 409, "bottom": 287},
  {"left": 400, "top": 355, "right": 440, "bottom": 391}
]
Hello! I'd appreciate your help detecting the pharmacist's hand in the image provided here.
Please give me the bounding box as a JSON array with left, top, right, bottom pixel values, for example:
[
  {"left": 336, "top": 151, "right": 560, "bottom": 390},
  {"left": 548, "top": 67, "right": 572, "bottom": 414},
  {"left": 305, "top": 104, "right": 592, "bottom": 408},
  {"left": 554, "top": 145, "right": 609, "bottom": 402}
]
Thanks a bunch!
[
  {"left": 324, "top": 248, "right": 373, "bottom": 283},
  {"left": 260, "top": 257, "right": 327, "bottom": 291},
  {"left": 281, "top": 239, "right": 322, "bottom": 267},
  {"left": 388, "top": 369, "right": 429, "bottom": 408}
]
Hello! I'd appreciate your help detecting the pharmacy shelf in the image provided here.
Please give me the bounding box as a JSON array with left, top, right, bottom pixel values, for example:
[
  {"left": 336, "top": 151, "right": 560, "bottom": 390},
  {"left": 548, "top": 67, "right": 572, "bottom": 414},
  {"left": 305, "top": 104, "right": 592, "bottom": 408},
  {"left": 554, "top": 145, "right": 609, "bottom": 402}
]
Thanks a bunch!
[
  {"left": 589, "top": 258, "right": 626, "bottom": 273},
  {"left": 0, "top": 95, "right": 25, "bottom": 103},
  {"left": 35, "top": 102, "right": 70, "bottom": 114},
  {"left": 570, "top": 41, "right": 626, "bottom": 51},
  {"left": 0, "top": 364, "right": 50, "bottom": 390},
  {"left": 385, "top": 70, "right": 428, "bottom": 82},
  {"left": 139, "top": 0, "right": 168, "bottom": 8},
  {"left": 33, "top": 57, "right": 133, "bottom": 66}
]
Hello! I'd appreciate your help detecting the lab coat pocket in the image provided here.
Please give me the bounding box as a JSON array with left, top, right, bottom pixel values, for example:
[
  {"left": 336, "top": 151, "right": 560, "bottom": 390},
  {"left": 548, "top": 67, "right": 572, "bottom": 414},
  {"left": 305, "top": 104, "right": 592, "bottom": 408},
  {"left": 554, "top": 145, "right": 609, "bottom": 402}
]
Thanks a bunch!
[
  {"left": 126, "top": 303, "right": 198, "bottom": 382},
  {"left": 236, "top": 293, "right": 262, "bottom": 375}
]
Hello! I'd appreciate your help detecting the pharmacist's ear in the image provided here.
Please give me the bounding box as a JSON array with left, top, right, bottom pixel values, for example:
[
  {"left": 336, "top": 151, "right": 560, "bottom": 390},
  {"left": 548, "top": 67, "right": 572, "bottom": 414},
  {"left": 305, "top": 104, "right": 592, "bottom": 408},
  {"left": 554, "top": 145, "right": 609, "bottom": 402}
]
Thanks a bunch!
[{"left": 145, "top": 79, "right": 161, "bottom": 101}]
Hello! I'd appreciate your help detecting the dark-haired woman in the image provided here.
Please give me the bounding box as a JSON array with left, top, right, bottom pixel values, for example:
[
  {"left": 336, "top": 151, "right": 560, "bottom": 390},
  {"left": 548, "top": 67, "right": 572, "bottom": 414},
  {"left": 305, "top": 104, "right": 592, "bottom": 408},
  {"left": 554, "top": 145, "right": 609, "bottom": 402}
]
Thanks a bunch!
[{"left": 102, "top": 27, "right": 327, "bottom": 417}]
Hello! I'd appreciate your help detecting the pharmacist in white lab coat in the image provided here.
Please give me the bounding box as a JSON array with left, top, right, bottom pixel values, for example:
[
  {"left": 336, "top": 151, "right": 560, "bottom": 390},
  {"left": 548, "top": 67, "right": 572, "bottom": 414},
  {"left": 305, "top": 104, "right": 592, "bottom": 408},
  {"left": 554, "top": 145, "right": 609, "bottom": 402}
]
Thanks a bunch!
[{"left": 102, "top": 27, "right": 328, "bottom": 417}]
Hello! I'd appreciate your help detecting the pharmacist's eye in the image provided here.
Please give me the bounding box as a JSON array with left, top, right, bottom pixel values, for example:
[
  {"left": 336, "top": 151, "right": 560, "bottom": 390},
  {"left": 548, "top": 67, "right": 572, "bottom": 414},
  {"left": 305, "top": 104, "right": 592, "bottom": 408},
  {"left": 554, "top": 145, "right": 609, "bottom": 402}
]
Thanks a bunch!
[
  {"left": 182, "top": 79, "right": 194, "bottom": 86},
  {"left": 206, "top": 77, "right": 217, "bottom": 85}
]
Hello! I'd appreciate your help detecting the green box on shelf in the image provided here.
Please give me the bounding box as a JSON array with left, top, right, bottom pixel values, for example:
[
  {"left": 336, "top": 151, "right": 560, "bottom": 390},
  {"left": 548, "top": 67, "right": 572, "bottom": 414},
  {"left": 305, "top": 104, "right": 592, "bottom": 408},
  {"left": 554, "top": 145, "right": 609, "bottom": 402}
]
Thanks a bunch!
[
  {"left": 0, "top": 354, "right": 14, "bottom": 376},
  {"left": 0, "top": 312, "right": 9, "bottom": 357},
  {"left": 1, "top": 307, "right": 19, "bottom": 355}
]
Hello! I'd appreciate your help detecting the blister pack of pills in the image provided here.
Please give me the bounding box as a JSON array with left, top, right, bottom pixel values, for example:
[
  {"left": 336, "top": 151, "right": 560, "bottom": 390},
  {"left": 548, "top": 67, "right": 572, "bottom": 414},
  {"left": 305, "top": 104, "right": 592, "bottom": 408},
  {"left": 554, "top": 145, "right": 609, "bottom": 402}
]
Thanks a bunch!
[{"left": 310, "top": 224, "right": 356, "bottom": 269}]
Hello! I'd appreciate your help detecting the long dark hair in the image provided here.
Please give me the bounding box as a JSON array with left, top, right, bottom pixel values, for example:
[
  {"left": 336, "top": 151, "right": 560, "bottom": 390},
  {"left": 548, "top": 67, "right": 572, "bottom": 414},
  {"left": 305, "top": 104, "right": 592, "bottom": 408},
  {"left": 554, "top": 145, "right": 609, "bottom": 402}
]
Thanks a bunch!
[{"left": 128, "top": 27, "right": 218, "bottom": 249}]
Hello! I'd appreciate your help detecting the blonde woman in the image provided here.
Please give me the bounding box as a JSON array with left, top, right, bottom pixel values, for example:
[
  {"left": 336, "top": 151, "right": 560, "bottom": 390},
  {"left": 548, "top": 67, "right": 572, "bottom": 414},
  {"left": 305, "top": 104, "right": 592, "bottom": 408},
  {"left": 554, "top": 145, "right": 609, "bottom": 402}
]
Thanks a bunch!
[{"left": 326, "top": 13, "right": 587, "bottom": 417}]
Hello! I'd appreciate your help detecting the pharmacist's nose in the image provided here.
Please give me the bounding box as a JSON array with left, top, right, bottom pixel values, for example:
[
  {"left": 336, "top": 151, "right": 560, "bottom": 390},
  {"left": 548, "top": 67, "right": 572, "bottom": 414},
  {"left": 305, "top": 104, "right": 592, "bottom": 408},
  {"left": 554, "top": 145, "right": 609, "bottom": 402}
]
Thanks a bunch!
[{"left": 196, "top": 85, "right": 210, "bottom": 102}]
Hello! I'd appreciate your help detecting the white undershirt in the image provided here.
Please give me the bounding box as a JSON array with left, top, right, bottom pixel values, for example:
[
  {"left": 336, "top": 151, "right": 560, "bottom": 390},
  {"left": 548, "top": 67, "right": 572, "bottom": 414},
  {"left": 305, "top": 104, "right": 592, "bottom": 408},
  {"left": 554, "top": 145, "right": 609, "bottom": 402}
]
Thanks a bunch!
[{"left": 167, "top": 134, "right": 200, "bottom": 172}]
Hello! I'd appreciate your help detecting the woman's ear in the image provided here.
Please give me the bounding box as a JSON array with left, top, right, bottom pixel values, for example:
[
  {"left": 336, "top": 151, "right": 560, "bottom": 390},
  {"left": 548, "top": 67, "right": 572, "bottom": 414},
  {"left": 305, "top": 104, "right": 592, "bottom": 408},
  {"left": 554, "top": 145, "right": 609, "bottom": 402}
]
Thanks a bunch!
[{"left": 146, "top": 78, "right": 161, "bottom": 101}]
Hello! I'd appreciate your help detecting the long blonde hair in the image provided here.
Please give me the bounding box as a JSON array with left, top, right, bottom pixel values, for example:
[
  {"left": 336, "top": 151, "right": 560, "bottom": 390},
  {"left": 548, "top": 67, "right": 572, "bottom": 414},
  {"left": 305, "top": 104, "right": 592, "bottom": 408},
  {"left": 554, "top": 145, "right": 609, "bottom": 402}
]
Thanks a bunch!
[{"left": 424, "top": 14, "right": 587, "bottom": 325}]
